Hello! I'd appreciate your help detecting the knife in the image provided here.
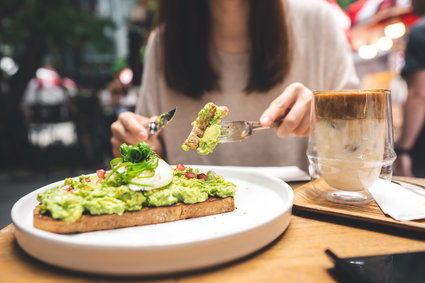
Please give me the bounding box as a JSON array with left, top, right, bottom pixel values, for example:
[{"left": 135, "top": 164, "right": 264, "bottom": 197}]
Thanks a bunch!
[
  {"left": 148, "top": 108, "right": 177, "bottom": 135},
  {"left": 391, "top": 179, "right": 425, "bottom": 197}
]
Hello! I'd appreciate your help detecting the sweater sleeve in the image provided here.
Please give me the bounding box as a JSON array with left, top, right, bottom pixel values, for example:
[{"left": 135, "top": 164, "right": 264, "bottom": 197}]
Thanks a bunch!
[
  {"left": 135, "top": 30, "right": 162, "bottom": 117},
  {"left": 318, "top": 3, "right": 359, "bottom": 90}
]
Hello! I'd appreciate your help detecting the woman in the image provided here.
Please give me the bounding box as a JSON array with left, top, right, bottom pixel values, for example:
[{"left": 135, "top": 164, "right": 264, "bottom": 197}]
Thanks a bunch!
[{"left": 111, "top": 0, "right": 358, "bottom": 170}]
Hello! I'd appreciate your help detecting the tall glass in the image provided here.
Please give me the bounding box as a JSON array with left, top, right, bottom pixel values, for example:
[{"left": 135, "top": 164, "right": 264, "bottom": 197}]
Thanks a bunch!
[{"left": 307, "top": 89, "right": 396, "bottom": 204}]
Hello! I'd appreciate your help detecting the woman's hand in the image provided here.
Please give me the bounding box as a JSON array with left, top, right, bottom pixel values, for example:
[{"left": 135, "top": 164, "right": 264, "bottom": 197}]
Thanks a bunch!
[
  {"left": 260, "top": 83, "right": 312, "bottom": 137},
  {"left": 110, "top": 112, "right": 162, "bottom": 157}
]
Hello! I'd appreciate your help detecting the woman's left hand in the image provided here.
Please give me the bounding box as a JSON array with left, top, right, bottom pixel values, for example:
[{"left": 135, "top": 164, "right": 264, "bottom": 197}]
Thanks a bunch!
[{"left": 260, "top": 83, "right": 312, "bottom": 137}]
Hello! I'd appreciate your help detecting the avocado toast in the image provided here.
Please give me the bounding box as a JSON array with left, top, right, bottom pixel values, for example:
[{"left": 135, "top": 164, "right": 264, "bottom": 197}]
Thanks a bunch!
[{"left": 34, "top": 143, "right": 236, "bottom": 234}]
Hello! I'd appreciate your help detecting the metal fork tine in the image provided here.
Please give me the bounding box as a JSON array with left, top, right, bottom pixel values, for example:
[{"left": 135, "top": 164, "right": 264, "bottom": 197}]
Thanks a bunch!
[
  {"left": 218, "top": 120, "right": 276, "bottom": 143},
  {"left": 218, "top": 121, "right": 251, "bottom": 143}
]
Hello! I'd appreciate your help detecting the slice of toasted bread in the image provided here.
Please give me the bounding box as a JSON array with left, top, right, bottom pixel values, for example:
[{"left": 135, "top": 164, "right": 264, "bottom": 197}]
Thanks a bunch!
[{"left": 33, "top": 197, "right": 235, "bottom": 234}]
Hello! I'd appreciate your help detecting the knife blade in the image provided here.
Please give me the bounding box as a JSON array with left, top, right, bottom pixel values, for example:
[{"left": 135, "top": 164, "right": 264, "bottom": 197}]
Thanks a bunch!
[{"left": 148, "top": 108, "right": 177, "bottom": 135}]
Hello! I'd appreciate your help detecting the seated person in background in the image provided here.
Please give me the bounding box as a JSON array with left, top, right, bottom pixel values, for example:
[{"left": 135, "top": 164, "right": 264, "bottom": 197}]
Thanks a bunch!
[
  {"left": 394, "top": 0, "right": 425, "bottom": 177},
  {"left": 111, "top": 0, "right": 359, "bottom": 170}
]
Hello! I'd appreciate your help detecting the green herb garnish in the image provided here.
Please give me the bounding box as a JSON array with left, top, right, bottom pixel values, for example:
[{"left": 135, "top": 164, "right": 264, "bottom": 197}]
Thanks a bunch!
[
  {"left": 103, "top": 142, "right": 159, "bottom": 187},
  {"left": 120, "top": 143, "right": 153, "bottom": 163}
]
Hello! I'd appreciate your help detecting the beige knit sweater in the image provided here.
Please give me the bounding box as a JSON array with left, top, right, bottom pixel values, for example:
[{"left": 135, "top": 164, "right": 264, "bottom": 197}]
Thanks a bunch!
[{"left": 136, "top": 0, "right": 359, "bottom": 170}]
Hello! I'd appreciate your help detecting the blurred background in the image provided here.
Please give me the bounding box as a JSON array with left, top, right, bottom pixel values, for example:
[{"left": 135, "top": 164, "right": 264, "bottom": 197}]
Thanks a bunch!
[
  {"left": 0, "top": 0, "right": 158, "bottom": 227},
  {"left": 1, "top": 0, "right": 424, "bottom": 228}
]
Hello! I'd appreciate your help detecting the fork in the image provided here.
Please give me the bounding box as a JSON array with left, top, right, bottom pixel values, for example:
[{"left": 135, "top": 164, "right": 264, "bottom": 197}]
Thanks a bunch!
[{"left": 219, "top": 120, "right": 282, "bottom": 143}]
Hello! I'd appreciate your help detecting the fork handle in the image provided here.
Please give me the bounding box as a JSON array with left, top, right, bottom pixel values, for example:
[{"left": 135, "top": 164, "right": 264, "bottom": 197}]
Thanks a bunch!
[{"left": 251, "top": 120, "right": 282, "bottom": 131}]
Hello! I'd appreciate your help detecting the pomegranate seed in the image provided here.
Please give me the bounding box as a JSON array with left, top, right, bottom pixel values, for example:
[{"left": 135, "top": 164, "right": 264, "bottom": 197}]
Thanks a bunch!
[
  {"left": 219, "top": 106, "right": 229, "bottom": 115},
  {"left": 96, "top": 169, "right": 106, "bottom": 179},
  {"left": 185, "top": 172, "right": 196, "bottom": 179},
  {"left": 197, "top": 173, "right": 208, "bottom": 181},
  {"left": 84, "top": 178, "right": 91, "bottom": 182},
  {"left": 62, "top": 185, "right": 73, "bottom": 192},
  {"left": 176, "top": 163, "right": 186, "bottom": 171}
]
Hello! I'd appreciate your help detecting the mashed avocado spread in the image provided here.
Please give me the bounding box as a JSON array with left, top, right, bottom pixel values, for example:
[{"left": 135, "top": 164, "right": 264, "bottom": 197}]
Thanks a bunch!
[{"left": 37, "top": 143, "right": 236, "bottom": 222}]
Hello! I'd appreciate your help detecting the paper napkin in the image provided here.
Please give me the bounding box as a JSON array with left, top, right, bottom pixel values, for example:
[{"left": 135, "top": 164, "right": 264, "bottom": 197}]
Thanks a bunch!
[{"left": 368, "top": 179, "right": 425, "bottom": 221}]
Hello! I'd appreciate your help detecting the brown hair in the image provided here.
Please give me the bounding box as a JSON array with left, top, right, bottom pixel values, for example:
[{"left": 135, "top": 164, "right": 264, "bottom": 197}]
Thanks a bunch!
[{"left": 157, "top": 0, "right": 292, "bottom": 98}]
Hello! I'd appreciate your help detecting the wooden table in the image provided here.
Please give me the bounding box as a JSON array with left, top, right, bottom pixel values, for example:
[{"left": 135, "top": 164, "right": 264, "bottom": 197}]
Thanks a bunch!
[{"left": 1, "top": 180, "right": 424, "bottom": 283}]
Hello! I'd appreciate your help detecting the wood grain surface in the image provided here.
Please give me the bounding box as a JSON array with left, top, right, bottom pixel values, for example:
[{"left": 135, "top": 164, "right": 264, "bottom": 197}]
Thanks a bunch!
[
  {"left": 294, "top": 177, "right": 425, "bottom": 232},
  {"left": 1, "top": 181, "right": 424, "bottom": 283}
]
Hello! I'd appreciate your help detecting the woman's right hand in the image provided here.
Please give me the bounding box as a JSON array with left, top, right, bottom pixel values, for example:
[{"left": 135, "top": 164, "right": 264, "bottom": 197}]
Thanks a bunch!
[{"left": 110, "top": 112, "right": 162, "bottom": 157}]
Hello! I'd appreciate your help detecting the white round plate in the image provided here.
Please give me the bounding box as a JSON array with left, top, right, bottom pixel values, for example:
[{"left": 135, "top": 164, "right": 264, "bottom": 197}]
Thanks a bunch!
[{"left": 11, "top": 166, "right": 293, "bottom": 276}]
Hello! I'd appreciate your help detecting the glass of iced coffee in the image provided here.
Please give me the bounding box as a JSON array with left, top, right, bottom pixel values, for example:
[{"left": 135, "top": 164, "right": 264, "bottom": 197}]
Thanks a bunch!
[{"left": 307, "top": 89, "right": 396, "bottom": 204}]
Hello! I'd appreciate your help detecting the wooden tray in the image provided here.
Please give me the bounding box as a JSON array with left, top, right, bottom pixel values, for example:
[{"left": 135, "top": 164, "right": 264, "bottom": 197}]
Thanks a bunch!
[{"left": 293, "top": 178, "right": 425, "bottom": 232}]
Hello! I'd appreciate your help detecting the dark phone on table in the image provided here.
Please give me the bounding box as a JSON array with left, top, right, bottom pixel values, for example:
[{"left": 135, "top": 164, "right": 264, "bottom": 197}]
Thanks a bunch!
[{"left": 325, "top": 249, "right": 425, "bottom": 283}]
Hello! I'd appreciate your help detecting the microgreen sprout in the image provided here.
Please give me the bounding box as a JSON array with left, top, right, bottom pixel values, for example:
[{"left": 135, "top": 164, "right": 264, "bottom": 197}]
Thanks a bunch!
[{"left": 103, "top": 142, "right": 159, "bottom": 187}]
